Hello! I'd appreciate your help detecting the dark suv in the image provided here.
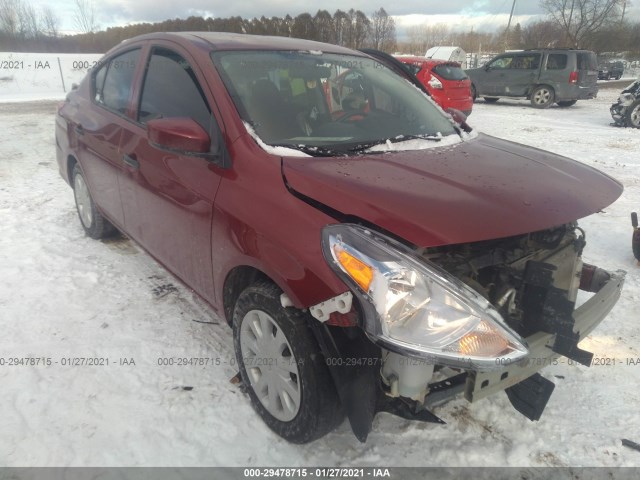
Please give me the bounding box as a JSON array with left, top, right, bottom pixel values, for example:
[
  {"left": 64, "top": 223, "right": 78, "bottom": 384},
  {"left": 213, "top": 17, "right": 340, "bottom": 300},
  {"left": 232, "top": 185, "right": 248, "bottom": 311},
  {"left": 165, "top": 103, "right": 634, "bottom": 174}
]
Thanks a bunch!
[
  {"left": 466, "top": 48, "right": 598, "bottom": 108},
  {"left": 598, "top": 60, "right": 624, "bottom": 80}
]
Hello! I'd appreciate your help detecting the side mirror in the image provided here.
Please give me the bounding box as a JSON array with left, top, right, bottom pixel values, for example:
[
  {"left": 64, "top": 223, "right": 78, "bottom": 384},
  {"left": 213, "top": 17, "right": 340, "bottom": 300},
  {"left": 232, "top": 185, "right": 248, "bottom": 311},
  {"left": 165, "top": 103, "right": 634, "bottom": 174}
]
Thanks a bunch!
[
  {"left": 446, "top": 107, "right": 472, "bottom": 133},
  {"left": 484, "top": 64, "right": 492, "bottom": 71},
  {"left": 147, "top": 117, "right": 210, "bottom": 154}
]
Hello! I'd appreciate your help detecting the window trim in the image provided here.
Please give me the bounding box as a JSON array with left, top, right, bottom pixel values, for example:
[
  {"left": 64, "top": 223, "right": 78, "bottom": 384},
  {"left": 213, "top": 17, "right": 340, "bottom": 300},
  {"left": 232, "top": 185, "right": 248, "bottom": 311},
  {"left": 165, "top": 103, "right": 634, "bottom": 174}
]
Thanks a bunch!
[
  {"left": 91, "top": 47, "right": 142, "bottom": 120},
  {"left": 134, "top": 45, "right": 213, "bottom": 128}
]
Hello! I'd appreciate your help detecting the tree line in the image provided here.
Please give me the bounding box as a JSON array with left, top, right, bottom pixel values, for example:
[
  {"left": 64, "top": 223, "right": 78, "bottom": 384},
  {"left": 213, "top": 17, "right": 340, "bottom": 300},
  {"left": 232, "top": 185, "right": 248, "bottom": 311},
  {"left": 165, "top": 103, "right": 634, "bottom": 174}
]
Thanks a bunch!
[
  {"left": 401, "top": 19, "right": 640, "bottom": 58},
  {"left": 0, "top": 4, "right": 397, "bottom": 53}
]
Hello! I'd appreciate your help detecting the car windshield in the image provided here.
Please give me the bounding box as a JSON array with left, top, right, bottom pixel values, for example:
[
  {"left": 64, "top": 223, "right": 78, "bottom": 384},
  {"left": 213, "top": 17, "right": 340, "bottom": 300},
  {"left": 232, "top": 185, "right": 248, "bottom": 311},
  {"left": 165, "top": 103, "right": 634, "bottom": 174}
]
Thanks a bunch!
[{"left": 211, "top": 50, "right": 457, "bottom": 155}]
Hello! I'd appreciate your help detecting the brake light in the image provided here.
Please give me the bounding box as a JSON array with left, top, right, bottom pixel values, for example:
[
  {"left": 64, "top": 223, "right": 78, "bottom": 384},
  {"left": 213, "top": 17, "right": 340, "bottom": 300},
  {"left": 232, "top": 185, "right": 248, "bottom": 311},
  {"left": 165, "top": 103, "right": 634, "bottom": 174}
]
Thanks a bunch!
[
  {"left": 569, "top": 71, "right": 578, "bottom": 84},
  {"left": 428, "top": 76, "right": 443, "bottom": 89}
]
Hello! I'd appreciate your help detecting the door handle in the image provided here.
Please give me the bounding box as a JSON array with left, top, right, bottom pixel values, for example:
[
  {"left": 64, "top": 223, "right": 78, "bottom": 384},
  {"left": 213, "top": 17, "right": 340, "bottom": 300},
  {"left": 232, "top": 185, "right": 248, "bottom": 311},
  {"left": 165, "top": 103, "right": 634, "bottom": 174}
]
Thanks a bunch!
[
  {"left": 122, "top": 153, "right": 139, "bottom": 169},
  {"left": 74, "top": 124, "right": 84, "bottom": 135}
]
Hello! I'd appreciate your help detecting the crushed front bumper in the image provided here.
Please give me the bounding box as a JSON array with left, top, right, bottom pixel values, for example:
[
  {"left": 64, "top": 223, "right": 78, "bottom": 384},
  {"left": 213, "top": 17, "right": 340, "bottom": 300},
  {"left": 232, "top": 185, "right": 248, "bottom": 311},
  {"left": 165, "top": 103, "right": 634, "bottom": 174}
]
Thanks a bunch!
[
  {"left": 465, "top": 269, "right": 626, "bottom": 402},
  {"left": 611, "top": 102, "right": 627, "bottom": 126}
]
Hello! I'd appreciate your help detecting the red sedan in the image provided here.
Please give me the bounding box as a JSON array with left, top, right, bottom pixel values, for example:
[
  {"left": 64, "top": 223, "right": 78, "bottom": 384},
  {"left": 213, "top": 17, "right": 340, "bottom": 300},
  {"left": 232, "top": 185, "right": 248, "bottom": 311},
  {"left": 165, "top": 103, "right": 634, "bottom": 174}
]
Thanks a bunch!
[
  {"left": 56, "top": 32, "right": 623, "bottom": 444},
  {"left": 396, "top": 55, "right": 474, "bottom": 116}
]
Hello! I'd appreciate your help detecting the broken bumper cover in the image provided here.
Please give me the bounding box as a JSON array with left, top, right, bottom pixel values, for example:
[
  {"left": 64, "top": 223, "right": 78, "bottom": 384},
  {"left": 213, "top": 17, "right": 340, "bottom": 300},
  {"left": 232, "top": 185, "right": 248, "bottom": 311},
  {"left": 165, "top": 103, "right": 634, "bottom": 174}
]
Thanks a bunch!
[
  {"left": 465, "top": 269, "right": 626, "bottom": 402},
  {"left": 610, "top": 102, "right": 627, "bottom": 125}
]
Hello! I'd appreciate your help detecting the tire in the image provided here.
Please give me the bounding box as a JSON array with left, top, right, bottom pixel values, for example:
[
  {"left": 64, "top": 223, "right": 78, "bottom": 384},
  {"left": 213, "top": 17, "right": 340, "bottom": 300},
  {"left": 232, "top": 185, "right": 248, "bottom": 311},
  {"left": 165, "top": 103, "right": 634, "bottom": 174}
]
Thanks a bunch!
[
  {"left": 556, "top": 100, "right": 577, "bottom": 107},
  {"left": 471, "top": 84, "right": 477, "bottom": 102},
  {"left": 625, "top": 99, "right": 640, "bottom": 129},
  {"left": 483, "top": 97, "right": 499, "bottom": 103},
  {"left": 233, "top": 281, "right": 343, "bottom": 443},
  {"left": 531, "top": 85, "right": 555, "bottom": 109},
  {"left": 72, "top": 164, "right": 116, "bottom": 239}
]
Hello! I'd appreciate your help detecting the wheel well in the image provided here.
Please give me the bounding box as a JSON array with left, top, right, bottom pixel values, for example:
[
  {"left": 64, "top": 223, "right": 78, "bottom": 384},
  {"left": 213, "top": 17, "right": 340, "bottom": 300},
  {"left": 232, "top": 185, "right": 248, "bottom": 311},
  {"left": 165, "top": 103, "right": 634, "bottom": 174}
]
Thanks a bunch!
[
  {"left": 223, "top": 266, "right": 271, "bottom": 324},
  {"left": 67, "top": 155, "right": 78, "bottom": 184}
]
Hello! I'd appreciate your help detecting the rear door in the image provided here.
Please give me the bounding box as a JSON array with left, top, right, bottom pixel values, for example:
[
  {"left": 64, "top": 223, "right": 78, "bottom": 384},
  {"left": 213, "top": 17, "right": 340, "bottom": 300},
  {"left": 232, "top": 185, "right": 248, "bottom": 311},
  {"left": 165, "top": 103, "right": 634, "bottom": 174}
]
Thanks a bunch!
[
  {"left": 118, "top": 43, "right": 225, "bottom": 301},
  {"left": 74, "top": 48, "right": 141, "bottom": 227}
]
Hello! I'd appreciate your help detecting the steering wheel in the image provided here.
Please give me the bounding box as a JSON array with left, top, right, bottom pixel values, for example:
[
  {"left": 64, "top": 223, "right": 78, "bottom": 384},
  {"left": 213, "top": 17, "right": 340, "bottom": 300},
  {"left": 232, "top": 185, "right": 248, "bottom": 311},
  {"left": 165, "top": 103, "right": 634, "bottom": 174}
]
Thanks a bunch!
[{"left": 337, "top": 111, "right": 369, "bottom": 122}]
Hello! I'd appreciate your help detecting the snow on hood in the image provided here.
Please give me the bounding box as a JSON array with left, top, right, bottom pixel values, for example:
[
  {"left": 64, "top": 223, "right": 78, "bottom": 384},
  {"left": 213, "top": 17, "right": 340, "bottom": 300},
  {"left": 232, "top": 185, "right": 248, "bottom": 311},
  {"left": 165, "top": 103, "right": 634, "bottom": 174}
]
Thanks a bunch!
[{"left": 365, "top": 132, "right": 471, "bottom": 153}]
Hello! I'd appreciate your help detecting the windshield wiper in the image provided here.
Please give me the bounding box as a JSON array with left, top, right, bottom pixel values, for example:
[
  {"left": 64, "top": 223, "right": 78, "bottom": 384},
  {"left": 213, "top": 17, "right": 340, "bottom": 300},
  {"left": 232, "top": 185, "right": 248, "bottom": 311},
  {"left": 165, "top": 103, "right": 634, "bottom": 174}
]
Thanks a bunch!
[
  {"left": 347, "top": 134, "right": 443, "bottom": 153},
  {"left": 272, "top": 144, "right": 344, "bottom": 157}
]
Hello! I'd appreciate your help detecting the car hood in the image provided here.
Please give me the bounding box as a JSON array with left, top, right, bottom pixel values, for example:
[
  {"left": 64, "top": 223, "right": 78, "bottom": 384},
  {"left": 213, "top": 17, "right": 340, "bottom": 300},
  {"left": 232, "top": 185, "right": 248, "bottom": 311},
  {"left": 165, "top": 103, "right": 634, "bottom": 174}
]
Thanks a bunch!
[{"left": 282, "top": 133, "right": 623, "bottom": 247}]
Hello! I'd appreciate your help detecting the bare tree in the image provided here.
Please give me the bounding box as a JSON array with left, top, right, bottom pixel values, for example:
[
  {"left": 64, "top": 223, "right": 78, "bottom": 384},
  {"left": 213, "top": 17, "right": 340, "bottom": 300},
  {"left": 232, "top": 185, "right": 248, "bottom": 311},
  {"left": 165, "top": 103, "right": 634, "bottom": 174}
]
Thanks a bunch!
[
  {"left": 0, "top": 0, "right": 20, "bottom": 36},
  {"left": 40, "top": 5, "right": 58, "bottom": 37},
  {"left": 540, "top": 0, "right": 623, "bottom": 47},
  {"left": 406, "top": 23, "right": 451, "bottom": 54},
  {"left": 18, "top": 0, "right": 38, "bottom": 38},
  {"left": 369, "top": 8, "right": 396, "bottom": 52},
  {"left": 73, "top": 0, "right": 98, "bottom": 33}
]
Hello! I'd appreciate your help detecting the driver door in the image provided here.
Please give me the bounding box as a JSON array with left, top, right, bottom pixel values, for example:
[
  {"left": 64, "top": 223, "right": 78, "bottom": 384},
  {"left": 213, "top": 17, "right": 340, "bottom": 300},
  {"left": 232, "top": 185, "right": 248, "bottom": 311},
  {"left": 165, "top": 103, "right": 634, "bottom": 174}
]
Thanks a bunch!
[{"left": 118, "top": 44, "right": 225, "bottom": 301}]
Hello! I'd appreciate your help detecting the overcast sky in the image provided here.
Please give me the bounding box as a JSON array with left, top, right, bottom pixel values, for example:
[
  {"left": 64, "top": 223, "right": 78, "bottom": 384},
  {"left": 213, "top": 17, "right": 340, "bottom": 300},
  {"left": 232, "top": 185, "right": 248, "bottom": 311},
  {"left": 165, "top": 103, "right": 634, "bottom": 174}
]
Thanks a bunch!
[{"left": 30, "top": 0, "right": 640, "bottom": 37}]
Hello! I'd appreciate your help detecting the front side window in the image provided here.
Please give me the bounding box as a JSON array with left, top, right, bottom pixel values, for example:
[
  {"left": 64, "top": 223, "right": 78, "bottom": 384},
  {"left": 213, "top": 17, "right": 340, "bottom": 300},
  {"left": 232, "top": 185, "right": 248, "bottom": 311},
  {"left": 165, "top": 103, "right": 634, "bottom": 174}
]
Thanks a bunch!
[
  {"left": 488, "top": 56, "right": 513, "bottom": 69},
  {"left": 212, "top": 50, "right": 458, "bottom": 155},
  {"left": 99, "top": 49, "right": 140, "bottom": 114},
  {"left": 138, "top": 47, "right": 212, "bottom": 131}
]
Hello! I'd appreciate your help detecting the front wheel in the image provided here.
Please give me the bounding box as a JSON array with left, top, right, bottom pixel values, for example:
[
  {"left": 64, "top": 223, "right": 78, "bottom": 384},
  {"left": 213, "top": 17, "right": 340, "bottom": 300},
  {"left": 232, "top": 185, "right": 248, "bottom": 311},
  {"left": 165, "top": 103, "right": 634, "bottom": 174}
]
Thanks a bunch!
[
  {"left": 625, "top": 99, "right": 640, "bottom": 128},
  {"left": 557, "top": 100, "right": 577, "bottom": 107},
  {"left": 531, "top": 86, "right": 555, "bottom": 109},
  {"left": 233, "top": 281, "right": 343, "bottom": 443},
  {"left": 72, "top": 164, "right": 116, "bottom": 239},
  {"left": 483, "top": 97, "right": 499, "bottom": 103},
  {"left": 471, "top": 84, "right": 477, "bottom": 101}
]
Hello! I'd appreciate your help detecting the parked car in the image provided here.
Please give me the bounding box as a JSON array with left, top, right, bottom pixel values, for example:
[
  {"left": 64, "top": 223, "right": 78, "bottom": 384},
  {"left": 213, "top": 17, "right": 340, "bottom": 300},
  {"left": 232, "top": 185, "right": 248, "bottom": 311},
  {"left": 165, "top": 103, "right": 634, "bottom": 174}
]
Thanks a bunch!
[
  {"left": 610, "top": 79, "right": 640, "bottom": 128},
  {"left": 466, "top": 48, "right": 599, "bottom": 108},
  {"left": 598, "top": 60, "right": 624, "bottom": 80},
  {"left": 56, "top": 33, "right": 625, "bottom": 443},
  {"left": 395, "top": 55, "right": 473, "bottom": 116}
]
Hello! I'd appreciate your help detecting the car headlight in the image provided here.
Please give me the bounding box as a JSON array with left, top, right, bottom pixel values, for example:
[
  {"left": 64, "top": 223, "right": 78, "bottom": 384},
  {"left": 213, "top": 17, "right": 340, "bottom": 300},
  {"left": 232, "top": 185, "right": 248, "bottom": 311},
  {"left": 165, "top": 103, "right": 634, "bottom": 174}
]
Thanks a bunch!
[
  {"left": 322, "top": 224, "right": 528, "bottom": 370},
  {"left": 619, "top": 93, "right": 635, "bottom": 106}
]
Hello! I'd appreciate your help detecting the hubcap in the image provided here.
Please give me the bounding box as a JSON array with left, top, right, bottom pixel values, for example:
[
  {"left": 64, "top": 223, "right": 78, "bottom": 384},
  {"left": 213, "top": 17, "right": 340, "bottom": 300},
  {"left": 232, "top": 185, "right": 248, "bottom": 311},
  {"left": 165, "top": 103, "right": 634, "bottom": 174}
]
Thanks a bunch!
[
  {"left": 534, "top": 89, "right": 551, "bottom": 105},
  {"left": 630, "top": 104, "right": 640, "bottom": 128},
  {"left": 240, "top": 310, "right": 301, "bottom": 421},
  {"left": 74, "top": 173, "right": 93, "bottom": 228}
]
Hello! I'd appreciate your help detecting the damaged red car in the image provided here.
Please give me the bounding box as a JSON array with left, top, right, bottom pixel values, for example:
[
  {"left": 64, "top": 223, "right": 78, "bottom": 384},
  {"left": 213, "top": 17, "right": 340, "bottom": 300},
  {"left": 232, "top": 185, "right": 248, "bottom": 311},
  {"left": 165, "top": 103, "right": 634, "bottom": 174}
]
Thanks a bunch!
[{"left": 56, "top": 32, "right": 625, "bottom": 443}]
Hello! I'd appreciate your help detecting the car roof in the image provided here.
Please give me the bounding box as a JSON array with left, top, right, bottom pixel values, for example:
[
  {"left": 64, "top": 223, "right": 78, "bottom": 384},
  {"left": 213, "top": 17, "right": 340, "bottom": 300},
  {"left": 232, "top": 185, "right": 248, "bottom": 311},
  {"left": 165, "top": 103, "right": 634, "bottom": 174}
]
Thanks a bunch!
[{"left": 117, "top": 31, "right": 362, "bottom": 56}]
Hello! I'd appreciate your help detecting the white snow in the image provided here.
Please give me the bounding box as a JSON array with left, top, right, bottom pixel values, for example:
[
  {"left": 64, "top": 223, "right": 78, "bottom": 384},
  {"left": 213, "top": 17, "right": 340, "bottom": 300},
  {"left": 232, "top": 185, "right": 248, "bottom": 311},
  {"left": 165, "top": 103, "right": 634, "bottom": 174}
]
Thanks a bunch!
[
  {"left": 365, "top": 132, "right": 463, "bottom": 153},
  {"left": 242, "top": 121, "right": 311, "bottom": 157},
  {"left": 0, "top": 53, "right": 103, "bottom": 102},
  {"left": 1, "top": 81, "right": 640, "bottom": 468}
]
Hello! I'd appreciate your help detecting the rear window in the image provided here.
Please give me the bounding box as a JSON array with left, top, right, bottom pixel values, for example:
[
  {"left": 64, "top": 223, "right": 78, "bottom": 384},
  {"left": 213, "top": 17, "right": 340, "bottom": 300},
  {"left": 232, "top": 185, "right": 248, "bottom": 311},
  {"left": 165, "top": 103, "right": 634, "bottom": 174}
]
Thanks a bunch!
[
  {"left": 432, "top": 64, "right": 467, "bottom": 81},
  {"left": 577, "top": 52, "right": 597, "bottom": 70}
]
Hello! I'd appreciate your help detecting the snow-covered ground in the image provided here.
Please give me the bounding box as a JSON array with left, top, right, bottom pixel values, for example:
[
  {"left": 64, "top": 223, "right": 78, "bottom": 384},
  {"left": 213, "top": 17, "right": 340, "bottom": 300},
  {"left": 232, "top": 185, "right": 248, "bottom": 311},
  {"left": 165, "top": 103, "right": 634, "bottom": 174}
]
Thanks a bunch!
[
  {"left": 1, "top": 87, "right": 639, "bottom": 468},
  {"left": 0, "top": 53, "right": 103, "bottom": 102}
]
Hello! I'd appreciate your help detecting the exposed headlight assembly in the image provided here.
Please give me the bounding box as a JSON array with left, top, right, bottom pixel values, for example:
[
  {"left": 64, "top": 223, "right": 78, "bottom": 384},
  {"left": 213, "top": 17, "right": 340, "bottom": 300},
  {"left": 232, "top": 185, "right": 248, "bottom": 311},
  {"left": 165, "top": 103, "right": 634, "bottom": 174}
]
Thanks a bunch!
[
  {"left": 322, "top": 224, "right": 528, "bottom": 370},
  {"left": 619, "top": 93, "right": 635, "bottom": 106}
]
